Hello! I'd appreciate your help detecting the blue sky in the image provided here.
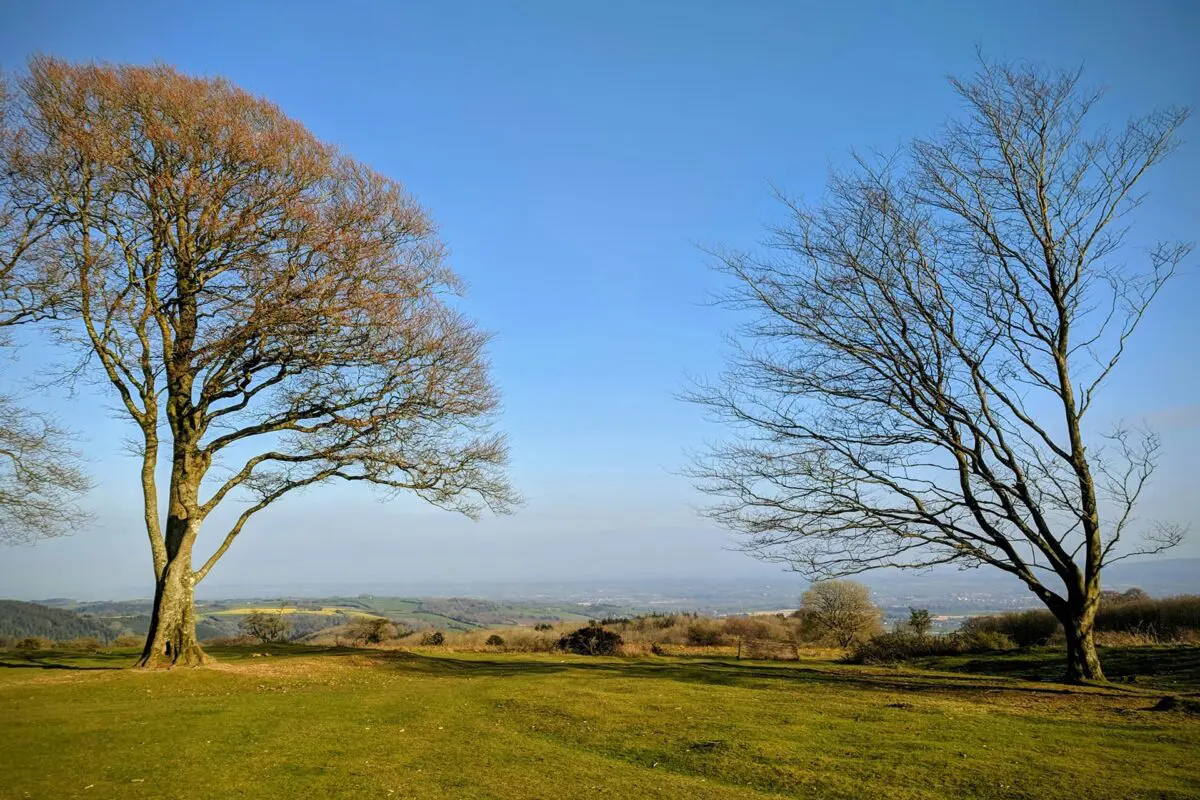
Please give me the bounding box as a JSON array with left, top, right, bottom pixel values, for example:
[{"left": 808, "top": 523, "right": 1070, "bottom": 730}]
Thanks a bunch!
[{"left": 1, "top": 0, "right": 1197, "bottom": 599}]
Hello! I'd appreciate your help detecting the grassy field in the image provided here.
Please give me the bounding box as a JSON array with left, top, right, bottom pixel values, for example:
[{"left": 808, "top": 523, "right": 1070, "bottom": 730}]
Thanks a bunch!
[{"left": 1, "top": 646, "right": 1198, "bottom": 800}]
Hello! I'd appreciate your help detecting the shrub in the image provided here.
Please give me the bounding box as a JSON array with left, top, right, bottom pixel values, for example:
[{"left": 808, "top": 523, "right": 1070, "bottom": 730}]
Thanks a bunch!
[
  {"left": 492, "top": 629, "right": 557, "bottom": 652},
  {"left": 850, "top": 633, "right": 962, "bottom": 664},
  {"left": 15, "top": 636, "right": 52, "bottom": 652},
  {"left": 201, "top": 635, "right": 257, "bottom": 647},
  {"left": 558, "top": 625, "right": 622, "bottom": 656},
  {"left": 485, "top": 634, "right": 505, "bottom": 647},
  {"left": 627, "top": 613, "right": 679, "bottom": 632},
  {"left": 111, "top": 634, "right": 145, "bottom": 648},
  {"left": 1099, "top": 587, "right": 1149, "bottom": 605},
  {"left": 61, "top": 637, "right": 104, "bottom": 653},
  {"left": 957, "top": 597, "right": 1200, "bottom": 647},
  {"left": 956, "top": 630, "right": 1015, "bottom": 652},
  {"left": 420, "top": 630, "right": 445, "bottom": 646},
  {"left": 960, "top": 610, "right": 1059, "bottom": 647},
  {"left": 1095, "top": 595, "right": 1200, "bottom": 641},
  {"left": 721, "top": 616, "right": 776, "bottom": 641},
  {"left": 686, "top": 622, "right": 726, "bottom": 646},
  {"left": 533, "top": 623, "right": 554, "bottom": 632},
  {"left": 851, "top": 628, "right": 1018, "bottom": 664}
]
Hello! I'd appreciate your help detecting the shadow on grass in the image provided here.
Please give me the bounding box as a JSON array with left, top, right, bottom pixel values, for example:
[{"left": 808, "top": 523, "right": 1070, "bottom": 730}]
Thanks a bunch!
[
  {"left": 354, "top": 647, "right": 1197, "bottom": 700},
  {"left": 914, "top": 646, "right": 1200, "bottom": 693},
  {"left": 195, "top": 642, "right": 1200, "bottom": 697},
  {"left": 15, "top": 643, "right": 1196, "bottom": 698},
  {"left": 0, "top": 654, "right": 125, "bottom": 671}
]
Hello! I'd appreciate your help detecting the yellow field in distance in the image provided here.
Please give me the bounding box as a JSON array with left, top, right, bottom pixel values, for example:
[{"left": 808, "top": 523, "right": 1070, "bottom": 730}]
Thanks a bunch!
[{"left": 209, "top": 607, "right": 383, "bottom": 618}]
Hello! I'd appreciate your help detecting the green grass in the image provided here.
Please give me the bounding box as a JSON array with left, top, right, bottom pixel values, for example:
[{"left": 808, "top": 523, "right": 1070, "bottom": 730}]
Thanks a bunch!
[{"left": 1, "top": 646, "right": 1197, "bottom": 799}]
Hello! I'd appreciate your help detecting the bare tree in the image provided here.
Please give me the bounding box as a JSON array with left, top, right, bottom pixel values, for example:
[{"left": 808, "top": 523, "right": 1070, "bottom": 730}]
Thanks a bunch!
[
  {"left": 795, "top": 580, "right": 883, "bottom": 647},
  {"left": 687, "top": 61, "right": 1190, "bottom": 681},
  {"left": 0, "top": 399, "right": 91, "bottom": 544},
  {"left": 0, "top": 73, "right": 90, "bottom": 545},
  {"left": 239, "top": 610, "right": 291, "bottom": 644},
  {"left": 2, "top": 58, "right": 517, "bottom": 668},
  {"left": 347, "top": 616, "right": 393, "bottom": 645}
]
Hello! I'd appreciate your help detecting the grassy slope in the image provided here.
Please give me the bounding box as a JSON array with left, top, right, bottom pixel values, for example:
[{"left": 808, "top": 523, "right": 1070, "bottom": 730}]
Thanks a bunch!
[{"left": 0, "top": 647, "right": 1197, "bottom": 800}]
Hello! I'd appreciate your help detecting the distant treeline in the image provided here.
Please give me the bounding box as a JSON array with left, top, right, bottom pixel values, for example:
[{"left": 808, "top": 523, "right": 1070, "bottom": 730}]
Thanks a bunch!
[{"left": 0, "top": 600, "right": 121, "bottom": 642}]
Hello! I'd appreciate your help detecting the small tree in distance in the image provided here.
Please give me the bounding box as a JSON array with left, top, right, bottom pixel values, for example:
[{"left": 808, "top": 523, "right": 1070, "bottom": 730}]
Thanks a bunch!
[
  {"left": 794, "top": 580, "right": 883, "bottom": 647},
  {"left": 348, "top": 617, "right": 392, "bottom": 645},
  {"left": 240, "top": 611, "right": 290, "bottom": 644},
  {"left": 908, "top": 608, "right": 933, "bottom": 637}
]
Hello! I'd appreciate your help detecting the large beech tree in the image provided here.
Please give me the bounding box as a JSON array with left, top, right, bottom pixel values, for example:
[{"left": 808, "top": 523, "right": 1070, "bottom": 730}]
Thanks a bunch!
[
  {"left": 688, "top": 62, "right": 1189, "bottom": 681},
  {"left": 3, "top": 58, "right": 516, "bottom": 667}
]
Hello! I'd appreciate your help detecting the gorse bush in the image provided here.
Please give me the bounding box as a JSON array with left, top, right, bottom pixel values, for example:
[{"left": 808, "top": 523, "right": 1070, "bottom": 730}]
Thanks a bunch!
[
  {"left": 420, "top": 631, "right": 445, "bottom": 646},
  {"left": 558, "top": 625, "right": 622, "bottom": 656},
  {"left": 960, "top": 610, "right": 1060, "bottom": 647},
  {"left": 851, "top": 633, "right": 964, "bottom": 664},
  {"left": 851, "top": 630, "right": 1015, "bottom": 664},
  {"left": 686, "top": 622, "right": 726, "bottom": 646},
  {"left": 485, "top": 634, "right": 504, "bottom": 647},
  {"left": 959, "top": 630, "right": 1016, "bottom": 652}
]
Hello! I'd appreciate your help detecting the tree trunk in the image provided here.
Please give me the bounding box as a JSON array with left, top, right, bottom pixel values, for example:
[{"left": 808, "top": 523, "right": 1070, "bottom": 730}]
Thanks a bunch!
[
  {"left": 1063, "top": 614, "right": 1104, "bottom": 682},
  {"left": 136, "top": 472, "right": 209, "bottom": 669},
  {"left": 136, "top": 549, "right": 208, "bottom": 668}
]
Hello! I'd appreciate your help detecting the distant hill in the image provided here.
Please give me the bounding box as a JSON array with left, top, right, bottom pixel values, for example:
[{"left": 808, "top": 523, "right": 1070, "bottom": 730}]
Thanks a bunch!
[{"left": 0, "top": 600, "right": 121, "bottom": 642}]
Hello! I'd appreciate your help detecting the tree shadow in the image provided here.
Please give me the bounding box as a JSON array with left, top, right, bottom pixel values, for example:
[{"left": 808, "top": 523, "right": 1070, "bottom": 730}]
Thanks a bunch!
[
  {"left": 916, "top": 645, "right": 1200, "bottom": 693},
  {"left": 0, "top": 657, "right": 122, "bottom": 671},
  {"left": 365, "top": 649, "right": 1156, "bottom": 700}
]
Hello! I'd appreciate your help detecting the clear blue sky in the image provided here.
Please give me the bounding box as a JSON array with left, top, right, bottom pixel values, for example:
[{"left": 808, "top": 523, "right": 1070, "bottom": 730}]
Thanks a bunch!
[{"left": 1, "top": 0, "right": 1197, "bottom": 599}]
